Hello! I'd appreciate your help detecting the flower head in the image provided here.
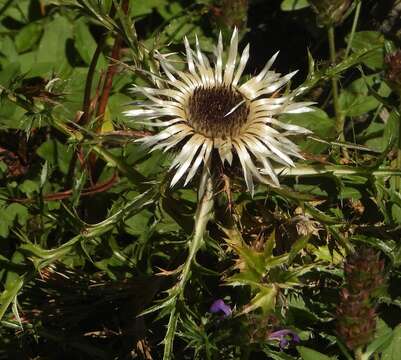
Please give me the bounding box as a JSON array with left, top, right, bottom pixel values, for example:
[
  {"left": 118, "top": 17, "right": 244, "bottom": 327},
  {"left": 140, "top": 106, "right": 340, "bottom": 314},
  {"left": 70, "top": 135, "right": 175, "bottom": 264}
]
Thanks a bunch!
[
  {"left": 336, "top": 247, "right": 385, "bottom": 350},
  {"left": 268, "top": 329, "right": 300, "bottom": 349},
  {"left": 126, "top": 29, "right": 313, "bottom": 193},
  {"left": 209, "top": 299, "right": 232, "bottom": 317},
  {"left": 385, "top": 50, "right": 401, "bottom": 92}
]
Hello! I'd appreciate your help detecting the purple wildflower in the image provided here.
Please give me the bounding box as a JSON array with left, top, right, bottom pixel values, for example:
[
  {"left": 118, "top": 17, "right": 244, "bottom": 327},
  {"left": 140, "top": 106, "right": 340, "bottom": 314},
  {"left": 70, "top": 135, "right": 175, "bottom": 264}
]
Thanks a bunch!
[
  {"left": 268, "top": 329, "right": 300, "bottom": 349},
  {"left": 209, "top": 299, "right": 232, "bottom": 317}
]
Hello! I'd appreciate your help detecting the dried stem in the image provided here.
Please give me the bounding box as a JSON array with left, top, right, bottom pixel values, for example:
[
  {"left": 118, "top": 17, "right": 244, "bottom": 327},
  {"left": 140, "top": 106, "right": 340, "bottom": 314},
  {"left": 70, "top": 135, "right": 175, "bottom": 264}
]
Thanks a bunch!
[
  {"left": 95, "top": 0, "right": 129, "bottom": 127},
  {"left": 87, "top": 0, "right": 130, "bottom": 182},
  {"left": 9, "top": 173, "right": 118, "bottom": 203}
]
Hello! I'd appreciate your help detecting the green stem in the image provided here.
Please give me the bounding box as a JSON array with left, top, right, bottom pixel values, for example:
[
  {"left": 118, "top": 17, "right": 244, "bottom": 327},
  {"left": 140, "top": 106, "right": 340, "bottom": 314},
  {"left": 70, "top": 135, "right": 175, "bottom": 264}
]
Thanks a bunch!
[
  {"left": 344, "top": 1, "right": 362, "bottom": 58},
  {"left": 163, "top": 306, "right": 179, "bottom": 359},
  {"left": 396, "top": 107, "right": 401, "bottom": 190},
  {"left": 278, "top": 165, "right": 401, "bottom": 177},
  {"left": 163, "top": 160, "right": 214, "bottom": 360},
  {"left": 328, "top": 26, "right": 343, "bottom": 140},
  {"left": 354, "top": 347, "right": 363, "bottom": 360}
]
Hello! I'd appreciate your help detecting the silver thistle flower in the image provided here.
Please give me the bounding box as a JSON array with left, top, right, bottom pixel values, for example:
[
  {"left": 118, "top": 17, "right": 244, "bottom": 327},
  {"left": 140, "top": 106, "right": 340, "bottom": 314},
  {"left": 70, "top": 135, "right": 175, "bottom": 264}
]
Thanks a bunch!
[{"left": 125, "top": 29, "right": 313, "bottom": 193}]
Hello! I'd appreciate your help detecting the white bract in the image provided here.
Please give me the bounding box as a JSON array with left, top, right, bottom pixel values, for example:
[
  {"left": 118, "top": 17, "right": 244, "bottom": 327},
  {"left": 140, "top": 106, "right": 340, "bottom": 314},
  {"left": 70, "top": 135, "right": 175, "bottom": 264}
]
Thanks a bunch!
[{"left": 125, "top": 29, "right": 313, "bottom": 193}]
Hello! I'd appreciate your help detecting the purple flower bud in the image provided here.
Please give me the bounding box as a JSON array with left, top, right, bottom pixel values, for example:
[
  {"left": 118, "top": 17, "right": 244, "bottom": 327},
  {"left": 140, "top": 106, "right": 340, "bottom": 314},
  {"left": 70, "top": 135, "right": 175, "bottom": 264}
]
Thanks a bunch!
[
  {"left": 209, "top": 299, "right": 232, "bottom": 317},
  {"left": 268, "top": 329, "right": 300, "bottom": 349}
]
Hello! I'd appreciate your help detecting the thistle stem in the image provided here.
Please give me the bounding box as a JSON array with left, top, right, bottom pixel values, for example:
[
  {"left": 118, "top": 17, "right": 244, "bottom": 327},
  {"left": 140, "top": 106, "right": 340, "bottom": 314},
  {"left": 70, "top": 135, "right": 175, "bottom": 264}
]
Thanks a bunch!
[
  {"left": 163, "top": 160, "right": 214, "bottom": 360},
  {"left": 328, "top": 26, "right": 343, "bottom": 141},
  {"left": 344, "top": 1, "right": 362, "bottom": 59},
  {"left": 96, "top": 0, "right": 129, "bottom": 123}
]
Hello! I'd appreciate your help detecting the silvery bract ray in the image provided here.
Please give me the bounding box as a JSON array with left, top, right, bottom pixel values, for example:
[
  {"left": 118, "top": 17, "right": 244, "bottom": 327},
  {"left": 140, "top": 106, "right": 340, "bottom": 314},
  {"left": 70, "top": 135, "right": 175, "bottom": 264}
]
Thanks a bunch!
[{"left": 125, "top": 29, "right": 314, "bottom": 193}]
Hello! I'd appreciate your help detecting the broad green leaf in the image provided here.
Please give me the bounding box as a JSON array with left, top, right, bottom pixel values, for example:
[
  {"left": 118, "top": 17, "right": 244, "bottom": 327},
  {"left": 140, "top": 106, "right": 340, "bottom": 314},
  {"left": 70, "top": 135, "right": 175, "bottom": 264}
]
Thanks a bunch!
[
  {"left": 131, "top": 0, "right": 167, "bottom": 17},
  {"left": 339, "top": 75, "right": 390, "bottom": 117},
  {"left": 381, "top": 325, "right": 401, "bottom": 360},
  {"left": 297, "top": 346, "right": 335, "bottom": 360},
  {"left": 36, "top": 139, "right": 73, "bottom": 174},
  {"left": 349, "top": 31, "right": 384, "bottom": 70},
  {"left": 0, "top": 62, "right": 20, "bottom": 87},
  {"left": 0, "top": 37, "right": 19, "bottom": 66},
  {"left": 136, "top": 150, "right": 169, "bottom": 177},
  {"left": 19, "top": 179, "right": 39, "bottom": 195},
  {"left": 363, "top": 319, "right": 393, "bottom": 359},
  {"left": 281, "top": 0, "right": 310, "bottom": 11},
  {"left": 124, "top": 209, "right": 153, "bottom": 236},
  {"left": 15, "top": 22, "right": 43, "bottom": 53},
  {"left": 6, "top": 203, "right": 28, "bottom": 226},
  {"left": 339, "top": 186, "right": 362, "bottom": 200},
  {"left": 74, "top": 18, "right": 105, "bottom": 66},
  {"left": 280, "top": 108, "right": 335, "bottom": 154},
  {"left": 339, "top": 89, "right": 378, "bottom": 117},
  {"left": 37, "top": 15, "right": 72, "bottom": 72},
  {"left": 0, "top": 203, "right": 28, "bottom": 238}
]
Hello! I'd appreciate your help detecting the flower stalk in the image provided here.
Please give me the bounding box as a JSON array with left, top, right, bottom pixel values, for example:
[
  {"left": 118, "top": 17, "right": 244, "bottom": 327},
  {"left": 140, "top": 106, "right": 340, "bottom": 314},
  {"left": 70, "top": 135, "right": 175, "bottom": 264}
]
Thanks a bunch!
[
  {"left": 328, "top": 26, "right": 343, "bottom": 141},
  {"left": 344, "top": 1, "right": 362, "bottom": 59},
  {"left": 163, "top": 159, "right": 214, "bottom": 360}
]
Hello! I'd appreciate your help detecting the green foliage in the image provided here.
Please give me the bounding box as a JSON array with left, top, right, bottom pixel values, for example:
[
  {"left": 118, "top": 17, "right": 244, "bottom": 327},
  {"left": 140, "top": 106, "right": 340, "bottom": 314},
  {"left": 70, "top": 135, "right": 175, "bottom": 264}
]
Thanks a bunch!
[
  {"left": 281, "top": 0, "right": 310, "bottom": 12},
  {"left": 0, "top": 0, "right": 401, "bottom": 359}
]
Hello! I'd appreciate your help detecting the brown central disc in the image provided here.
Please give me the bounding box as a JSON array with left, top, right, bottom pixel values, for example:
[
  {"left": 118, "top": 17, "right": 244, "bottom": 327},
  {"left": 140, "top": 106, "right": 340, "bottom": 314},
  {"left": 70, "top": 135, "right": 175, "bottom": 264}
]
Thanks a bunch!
[{"left": 187, "top": 86, "right": 249, "bottom": 138}]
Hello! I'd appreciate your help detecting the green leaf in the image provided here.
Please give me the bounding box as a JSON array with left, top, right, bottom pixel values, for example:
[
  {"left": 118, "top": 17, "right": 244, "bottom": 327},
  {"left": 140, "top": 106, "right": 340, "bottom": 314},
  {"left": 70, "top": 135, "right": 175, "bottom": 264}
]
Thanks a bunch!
[
  {"left": 0, "top": 37, "right": 19, "bottom": 66},
  {"left": 74, "top": 18, "right": 105, "bottom": 65},
  {"left": 0, "top": 62, "right": 21, "bottom": 87},
  {"left": 349, "top": 31, "right": 384, "bottom": 70},
  {"left": 124, "top": 209, "right": 153, "bottom": 236},
  {"left": 297, "top": 346, "right": 335, "bottom": 360},
  {"left": 15, "top": 22, "right": 43, "bottom": 53},
  {"left": 0, "top": 203, "right": 29, "bottom": 238},
  {"left": 19, "top": 179, "right": 39, "bottom": 196},
  {"left": 6, "top": 203, "right": 29, "bottom": 226},
  {"left": 381, "top": 325, "right": 401, "bottom": 360},
  {"left": 36, "top": 139, "right": 73, "bottom": 174},
  {"left": 264, "top": 229, "right": 276, "bottom": 258},
  {"left": 363, "top": 319, "right": 393, "bottom": 359},
  {"left": 289, "top": 235, "right": 311, "bottom": 263},
  {"left": 36, "top": 14, "right": 72, "bottom": 72},
  {"left": 339, "top": 186, "right": 362, "bottom": 200},
  {"left": 339, "top": 89, "right": 378, "bottom": 117},
  {"left": 280, "top": 108, "right": 335, "bottom": 154},
  {"left": 339, "top": 75, "right": 390, "bottom": 117},
  {"left": 281, "top": 0, "right": 310, "bottom": 11},
  {"left": 131, "top": 0, "right": 167, "bottom": 17},
  {"left": 241, "top": 285, "right": 278, "bottom": 315}
]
